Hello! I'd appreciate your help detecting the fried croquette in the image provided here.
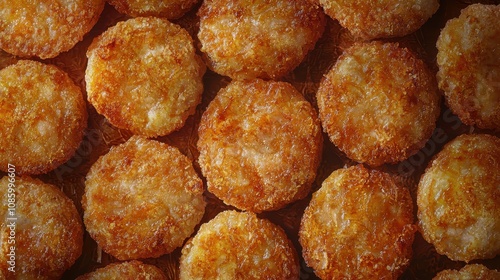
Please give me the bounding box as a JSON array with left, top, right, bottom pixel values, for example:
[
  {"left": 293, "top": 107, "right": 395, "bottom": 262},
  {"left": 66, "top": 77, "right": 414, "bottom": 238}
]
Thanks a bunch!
[
  {"left": 316, "top": 41, "right": 440, "bottom": 167},
  {"left": 76, "top": 260, "right": 167, "bottom": 280},
  {"left": 417, "top": 133, "right": 500, "bottom": 262},
  {"left": 108, "top": 0, "right": 198, "bottom": 19},
  {"left": 436, "top": 4, "right": 500, "bottom": 130},
  {"left": 83, "top": 136, "right": 206, "bottom": 260},
  {"left": 0, "top": 176, "right": 83, "bottom": 279},
  {"left": 299, "top": 165, "right": 416, "bottom": 280},
  {"left": 197, "top": 0, "right": 325, "bottom": 80},
  {"left": 0, "top": 0, "right": 104, "bottom": 59},
  {"left": 319, "top": 0, "right": 439, "bottom": 40},
  {"left": 433, "top": 264, "right": 500, "bottom": 280},
  {"left": 0, "top": 60, "right": 87, "bottom": 175},
  {"left": 197, "top": 79, "right": 323, "bottom": 213},
  {"left": 179, "top": 210, "right": 300, "bottom": 280},
  {"left": 86, "top": 17, "right": 205, "bottom": 137}
]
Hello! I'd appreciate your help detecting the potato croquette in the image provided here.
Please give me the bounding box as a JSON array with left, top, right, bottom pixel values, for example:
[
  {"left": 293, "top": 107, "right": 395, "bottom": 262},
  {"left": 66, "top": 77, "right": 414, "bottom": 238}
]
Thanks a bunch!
[
  {"left": 0, "top": 176, "right": 83, "bottom": 279},
  {"left": 316, "top": 41, "right": 440, "bottom": 167},
  {"left": 179, "top": 210, "right": 300, "bottom": 280},
  {"left": 76, "top": 261, "right": 167, "bottom": 280},
  {"left": 436, "top": 4, "right": 500, "bottom": 130},
  {"left": 197, "top": 79, "right": 323, "bottom": 213},
  {"left": 0, "top": 0, "right": 104, "bottom": 59},
  {"left": 319, "top": 0, "right": 439, "bottom": 40},
  {"left": 108, "top": 0, "right": 198, "bottom": 19},
  {"left": 197, "top": 0, "right": 325, "bottom": 80},
  {"left": 433, "top": 264, "right": 500, "bottom": 280},
  {"left": 83, "top": 136, "right": 206, "bottom": 260},
  {"left": 86, "top": 17, "right": 205, "bottom": 137},
  {"left": 299, "top": 165, "right": 416, "bottom": 279},
  {"left": 417, "top": 134, "right": 500, "bottom": 262},
  {"left": 0, "top": 60, "right": 87, "bottom": 175}
]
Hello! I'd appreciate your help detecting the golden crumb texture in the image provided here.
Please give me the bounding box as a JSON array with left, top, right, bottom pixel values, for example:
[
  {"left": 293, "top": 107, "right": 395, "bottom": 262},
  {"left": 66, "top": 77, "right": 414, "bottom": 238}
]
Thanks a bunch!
[
  {"left": 0, "top": 0, "right": 104, "bottom": 59},
  {"left": 76, "top": 260, "right": 167, "bottom": 280},
  {"left": 83, "top": 136, "right": 206, "bottom": 260},
  {"left": 433, "top": 264, "right": 500, "bottom": 280},
  {"left": 299, "top": 165, "right": 416, "bottom": 279},
  {"left": 437, "top": 4, "right": 500, "bottom": 130},
  {"left": 86, "top": 17, "right": 205, "bottom": 137},
  {"left": 198, "top": 0, "right": 325, "bottom": 79},
  {"left": 0, "top": 60, "right": 87, "bottom": 175},
  {"left": 417, "top": 133, "right": 500, "bottom": 262},
  {"left": 108, "top": 0, "right": 198, "bottom": 19},
  {"left": 180, "top": 210, "right": 300, "bottom": 280},
  {"left": 0, "top": 176, "right": 83, "bottom": 279},
  {"left": 319, "top": 0, "right": 439, "bottom": 40},
  {"left": 198, "top": 79, "right": 323, "bottom": 213},
  {"left": 317, "top": 41, "right": 440, "bottom": 166}
]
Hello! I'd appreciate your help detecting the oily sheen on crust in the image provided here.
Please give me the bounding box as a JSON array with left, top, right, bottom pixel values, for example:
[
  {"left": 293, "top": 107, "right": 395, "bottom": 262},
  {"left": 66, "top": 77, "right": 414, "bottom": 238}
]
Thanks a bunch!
[
  {"left": 0, "top": 60, "right": 87, "bottom": 175},
  {"left": 299, "top": 165, "right": 416, "bottom": 279},
  {"left": 179, "top": 211, "right": 300, "bottom": 280},
  {"left": 197, "top": 0, "right": 325, "bottom": 79},
  {"left": 316, "top": 41, "right": 440, "bottom": 166},
  {"left": 86, "top": 17, "right": 205, "bottom": 137},
  {"left": 417, "top": 134, "right": 500, "bottom": 262},
  {"left": 436, "top": 4, "right": 500, "bottom": 130},
  {"left": 0, "top": 176, "right": 83, "bottom": 279},
  {"left": 0, "top": 0, "right": 104, "bottom": 59},
  {"left": 83, "top": 136, "right": 206, "bottom": 260},
  {"left": 197, "top": 79, "right": 323, "bottom": 213}
]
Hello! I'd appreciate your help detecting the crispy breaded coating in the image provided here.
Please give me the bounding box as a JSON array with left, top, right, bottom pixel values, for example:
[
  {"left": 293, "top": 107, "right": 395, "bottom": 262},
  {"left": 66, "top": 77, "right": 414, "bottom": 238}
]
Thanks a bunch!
[
  {"left": 82, "top": 136, "right": 206, "bottom": 260},
  {"left": 86, "top": 17, "right": 205, "bottom": 137},
  {"left": 197, "top": 0, "right": 325, "bottom": 80},
  {"left": 108, "top": 0, "right": 198, "bottom": 19},
  {"left": 436, "top": 4, "right": 500, "bottom": 130},
  {"left": 197, "top": 79, "right": 323, "bottom": 213},
  {"left": 433, "top": 264, "right": 500, "bottom": 280},
  {"left": 0, "top": 0, "right": 104, "bottom": 59},
  {"left": 0, "top": 60, "right": 87, "bottom": 175},
  {"left": 0, "top": 176, "right": 83, "bottom": 279},
  {"left": 417, "top": 134, "right": 500, "bottom": 262},
  {"left": 76, "top": 260, "right": 167, "bottom": 280},
  {"left": 299, "top": 165, "right": 416, "bottom": 279},
  {"left": 179, "top": 210, "right": 300, "bottom": 280},
  {"left": 319, "top": 0, "right": 439, "bottom": 40},
  {"left": 316, "top": 41, "right": 440, "bottom": 167}
]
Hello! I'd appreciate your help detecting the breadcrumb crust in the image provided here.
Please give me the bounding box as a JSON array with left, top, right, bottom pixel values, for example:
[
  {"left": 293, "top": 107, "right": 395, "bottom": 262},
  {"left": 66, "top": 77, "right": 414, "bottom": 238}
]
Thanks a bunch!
[
  {"left": 436, "top": 4, "right": 500, "bottom": 130},
  {"left": 86, "top": 17, "right": 205, "bottom": 137},
  {"left": 417, "top": 134, "right": 500, "bottom": 262},
  {"left": 0, "top": 176, "right": 83, "bottom": 279},
  {"left": 317, "top": 41, "right": 440, "bottom": 166},
  {"left": 0, "top": 60, "right": 87, "bottom": 175},
  {"left": 198, "top": 79, "right": 323, "bottom": 213},
  {"left": 76, "top": 260, "right": 167, "bottom": 280},
  {"left": 300, "top": 165, "right": 416, "bottom": 279},
  {"left": 319, "top": 0, "right": 439, "bottom": 40},
  {"left": 180, "top": 211, "right": 300, "bottom": 280},
  {"left": 83, "top": 136, "right": 206, "bottom": 260},
  {"left": 198, "top": 0, "right": 325, "bottom": 79},
  {"left": 0, "top": 0, "right": 104, "bottom": 59}
]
